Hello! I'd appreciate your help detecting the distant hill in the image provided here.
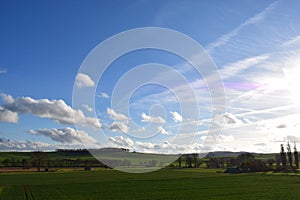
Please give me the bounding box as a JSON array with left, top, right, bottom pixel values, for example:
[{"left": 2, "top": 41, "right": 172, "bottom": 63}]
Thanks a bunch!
[
  {"left": 204, "top": 151, "right": 277, "bottom": 160},
  {"left": 204, "top": 151, "right": 248, "bottom": 158}
]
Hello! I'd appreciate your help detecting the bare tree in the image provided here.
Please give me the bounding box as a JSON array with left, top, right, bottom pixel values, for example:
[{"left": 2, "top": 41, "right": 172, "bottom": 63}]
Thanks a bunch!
[
  {"left": 178, "top": 156, "right": 182, "bottom": 168},
  {"left": 280, "top": 144, "right": 287, "bottom": 169},
  {"left": 192, "top": 153, "right": 198, "bottom": 168},
  {"left": 294, "top": 142, "right": 299, "bottom": 169},
  {"left": 275, "top": 155, "right": 281, "bottom": 170},
  {"left": 287, "top": 142, "right": 293, "bottom": 168}
]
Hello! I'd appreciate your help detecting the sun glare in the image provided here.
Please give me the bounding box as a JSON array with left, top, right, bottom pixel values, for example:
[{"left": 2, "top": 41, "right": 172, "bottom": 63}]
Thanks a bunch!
[{"left": 284, "top": 66, "right": 300, "bottom": 107}]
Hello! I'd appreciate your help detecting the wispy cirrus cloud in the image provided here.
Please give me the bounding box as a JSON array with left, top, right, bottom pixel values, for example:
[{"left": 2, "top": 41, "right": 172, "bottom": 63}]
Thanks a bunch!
[
  {"left": 282, "top": 35, "right": 300, "bottom": 47},
  {"left": 0, "top": 69, "right": 7, "bottom": 74},
  {"left": 206, "top": 1, "right": 279, "bottom": 52},
  {"left": 220, "top": 55, "right": 270, "bottom": 80}
]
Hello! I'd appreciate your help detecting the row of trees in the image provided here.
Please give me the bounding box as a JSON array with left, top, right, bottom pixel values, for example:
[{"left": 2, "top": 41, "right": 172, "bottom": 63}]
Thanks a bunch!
[
  {"left": 206, "top": 152, "right": 271, "bottom": 172},
  {"left": 0, "top": 152, "right": 119, "bottom": 171},
  {"left": 175, "top": 153, "right": 200, "bottom": 168},
  {"left": 278, "top": 142, "right": 299, "bottom": 170},
  {"left": 206, "top": 143, "right": 300, "bottom": 172}
]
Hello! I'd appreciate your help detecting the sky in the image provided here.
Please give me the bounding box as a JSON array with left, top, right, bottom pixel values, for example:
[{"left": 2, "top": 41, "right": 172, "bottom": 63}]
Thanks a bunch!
[{"left": 1, "top": 0, "right": 300, "bottom": 153}]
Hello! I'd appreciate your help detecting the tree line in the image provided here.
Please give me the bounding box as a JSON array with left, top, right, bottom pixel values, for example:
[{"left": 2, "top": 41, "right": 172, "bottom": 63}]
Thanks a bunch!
[{"left": 206, "top": 143, "right": 300, "bottom": 173}]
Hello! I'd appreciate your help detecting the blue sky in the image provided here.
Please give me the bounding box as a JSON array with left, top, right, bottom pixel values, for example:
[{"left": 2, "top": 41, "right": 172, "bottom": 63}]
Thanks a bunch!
[{"left": 1, "top": 0, "right": 300, "bottom": 153}]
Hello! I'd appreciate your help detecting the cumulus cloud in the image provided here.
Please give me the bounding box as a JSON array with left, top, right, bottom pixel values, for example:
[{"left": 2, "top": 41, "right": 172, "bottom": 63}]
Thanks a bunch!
[
  {"left": 137, "top": 127, "right": 146, "bottom": 132},
  {"left": 1, "top": 94, "right": 101, "bottom": 129},
  {"left": 217, "top": 134, "right": 235, "bottom": 142},
  {"left": 254, "top": 143, "right": 267, "bottom": 146},
  {"left": 277, "top": 124, "right": 287, "bottom": 128},
  {"left": 1, "top": 93, "right": 14, "bottom": 104},
  {"left": 0, "top": 137, "right": 88, "bottom": 151},
  {"left": 170, "top": 111, "right": 182, "bottom": 123},
  {"left": 29, "top": 127, "right": 98, "bottom": 145},
  {"left": 135, "top": 141, "right": 155, "bottom": 150},
  {"left": 286, "top": 136, "right": 300, "bottom": 143},
  {"left": 109, "top": 122, "right": 129, "bottom": 133},
  {"left": 0, "top": 138, "right": 52, "bottom": 151},
  {"left": 98, "top": 92, "right": 110, "bottom": 99},
  {"left": 213, "top": 113, "right": 244, "bottom": 127},
  {"left": 157, "top": 126, "right": 172, "bottom": 135},
  {"left": 82, "top": 104, "right": 93, "bottom": 112},
  {"left": 107, "top": 108, "right": 128, "bottom": 122},
  {"left": 0, "top": 107, "right": 18, "bottom": 123},
  {"left": 141, "top": 113, "right": 165, "bottom": 124},
  {"left": 135, "top": 141, "right": 188, "bottom": 153},
  {"left": 75, "top": 73, "right": 95, "bottom": 88},
  {"left": 109, "top": 136, "right": 134, "bottom": 147}
]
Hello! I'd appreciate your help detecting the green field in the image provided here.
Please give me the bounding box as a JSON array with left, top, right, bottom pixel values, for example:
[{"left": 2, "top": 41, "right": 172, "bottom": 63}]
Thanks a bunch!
[{"left": 0, "top": 168, "right": 300, "bottom": 200}]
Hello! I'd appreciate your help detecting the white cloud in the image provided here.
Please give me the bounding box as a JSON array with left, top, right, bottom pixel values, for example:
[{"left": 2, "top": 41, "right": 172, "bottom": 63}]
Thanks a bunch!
[
  {"left": 0, "top": 107, "right": 18, "bottom": 123},
  {"left": 0, "top": 69, "right": 6, "bottom": 74},
  {"left": 107, "top": 108, "right": 128, "bottom": 121},
  {"left": 109, "top": 122, "right": 129, "bottom": 133},
  {"left": 135, "top": 140, "right": 201, "bottom": 154},
  {"left": 198, "top": 113, "right": 243, "bottom": 128},
  {"left": 29, "top": 127, "right": 98, "bottom": 145},
  {"left": 282, "top": 35, "right": 300, "bottom": 47},
  {"left": 82, "top": 104, "right": 93, "bottom": 112},
  {"left": 137, "top": 127, "right": 146, "bottom": 132},
  {"left": 98, "top": 92, "right": 110, "bottom": 99},
  {"left": 286, "top": 136, "right": 300, "bottom": 143},
  {"left": 135, "top": 141, "right": 155, "bottom": 150},
  {"left": 1, "top": 94, "right": 101, "bottom": 129},
  {"left": 220, "top": 55, "right": 270, "bottom": 80},
  {"left": 109, "top": 136, "right": 134, "bottom": 147},
  {"left": 0, "top": 138, "right": 52, "bottom": 151},
  {"left": 1, "top": 93, "right": 14, "bottom": 104},
  {"left": 277, "top": 124, "right": 287, "bottom": 129},
  {"left": 222, "top": 113, "right": 243, "bottom": 125},
  {"left": 141, "top": 113, "right": 165, "bottom": 124},
  {"left": 217, "top": 134, "right": 235, "bottom": 142},
  {"left": 170, "top": 111, "right": 182, "bottom": 123},
  {"left": 206, "top": 1, "right": 278, "bottom": 51},
  {"left": 157, "top": 126, "right": 171, "bottom": 135},
  {"left": 75, "top": 73, "right": 95, "bottom": 88},
  {"left": 0, "top": 137, "right": 88, "bottom": 151}
]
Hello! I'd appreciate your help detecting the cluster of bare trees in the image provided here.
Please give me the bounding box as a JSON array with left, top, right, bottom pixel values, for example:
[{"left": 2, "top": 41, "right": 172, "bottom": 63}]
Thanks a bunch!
[
  {"left": 206, "top": 143, "right": 300, "bottom": 173},
  {"left": 276, "top": 142, "right": 299, "bottom": 170}
]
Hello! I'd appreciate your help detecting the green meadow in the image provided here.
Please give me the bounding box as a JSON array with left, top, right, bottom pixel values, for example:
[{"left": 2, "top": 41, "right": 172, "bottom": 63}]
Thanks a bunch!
[{"left": 1, "top": 168, "right": 300, "bottom": 200}]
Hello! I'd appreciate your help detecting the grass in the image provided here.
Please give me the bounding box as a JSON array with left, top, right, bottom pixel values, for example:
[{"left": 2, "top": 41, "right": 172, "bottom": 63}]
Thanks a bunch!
[{"left": 1, "top": 168, "right": 300, "bottom": 199}]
